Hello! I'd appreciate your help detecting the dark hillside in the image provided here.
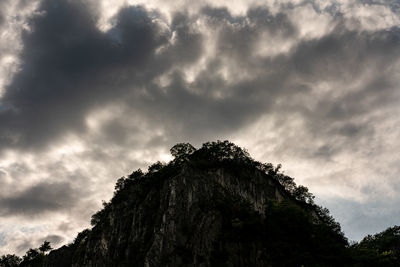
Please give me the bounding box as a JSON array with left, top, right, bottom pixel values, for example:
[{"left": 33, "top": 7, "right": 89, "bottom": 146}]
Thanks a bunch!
[{"left": 2, "top": 141, "right": 399, "bottom": 267}]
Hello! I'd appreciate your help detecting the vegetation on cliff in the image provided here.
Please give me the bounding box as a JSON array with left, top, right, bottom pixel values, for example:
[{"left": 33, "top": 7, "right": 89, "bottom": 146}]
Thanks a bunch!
[{"left": 1, "top": 141, "right": 399, "bottom": 266}]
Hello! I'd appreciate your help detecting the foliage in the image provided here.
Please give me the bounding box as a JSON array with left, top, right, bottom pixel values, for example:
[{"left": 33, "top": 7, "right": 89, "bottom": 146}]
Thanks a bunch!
[
  {"left": 128, "top": 169, "right": 144, "bottom": 180},
  {"left": 262, "top": 200, "right": 349, "bottom": 266},
  {"left": 349, "top": 226, "right": 400, "bottom": 266},
  {"left": 90, "top": 201, "right": 110, "bottom": 226},
  {"left": 73, "top": 229, "right": 91, "bottom": 246},
  {"left": 147, "top": 161, "right": 165, "bottom": 173},
  {"left": 170, "top": 143, "right": 196, "bottom": 162},
  {"left": 38, "top": 241, "right": 51, "bottom": 254},
  {"left": 19, "top": 247, "right": 45, "bottom": 267},
  {"left": 183, "top": 140, "right": 317, "bottom": 205},
  {"left": 210, "top": 196, "right": 349, "bottom": 266},
  {"left": 0, "top": 254, "right": 21, "bottom": 267},
  {"left": 190, "top": 140, "right": 252, "bottom": 164},
  {"left": 22, "top": 249, "right": 39, "bottom": 262},
  {"left": 114, "top": 177, "right": 126, "bottom": 193},
  {"left": 357, "top": 225, "right": 400, "bottom": 254}
]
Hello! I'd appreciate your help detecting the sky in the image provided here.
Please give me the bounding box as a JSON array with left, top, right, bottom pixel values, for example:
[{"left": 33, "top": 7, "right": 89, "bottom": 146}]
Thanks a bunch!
[{"left": 0, "top": 0, "right": 399, "bottom": 256}]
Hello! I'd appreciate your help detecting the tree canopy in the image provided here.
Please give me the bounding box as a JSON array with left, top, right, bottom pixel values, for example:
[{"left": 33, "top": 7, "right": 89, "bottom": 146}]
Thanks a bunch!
[
  {"left": 0, "top": 254, "right": 21, "bottom": 267},
  {"left": 170, "top": 143, "right": 196, "bottom": 161},
  {"left": 39, "top": 241, "right": 51, "bottom": 254}
]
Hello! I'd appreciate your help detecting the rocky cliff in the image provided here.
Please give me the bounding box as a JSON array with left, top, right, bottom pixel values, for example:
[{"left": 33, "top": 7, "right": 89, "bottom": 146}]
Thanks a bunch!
[
  {"left": 73, "top": 167, "right": 290, "bottom": 266},
  {"left": 41, "top": 141, "right": 348, "bottom": 267}
]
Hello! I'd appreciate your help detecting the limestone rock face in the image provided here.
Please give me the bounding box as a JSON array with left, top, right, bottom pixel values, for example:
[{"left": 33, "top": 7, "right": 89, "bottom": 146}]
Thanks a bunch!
[
  {"left": 48, "top": 163, "right": 292, "bottom": 267},
  {"left": 14, "top": 142, "right": 354, "bottom": 267}
]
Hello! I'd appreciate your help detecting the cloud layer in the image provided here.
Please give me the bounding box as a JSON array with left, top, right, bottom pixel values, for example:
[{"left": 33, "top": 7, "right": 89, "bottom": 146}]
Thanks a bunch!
[{"left": 0, "top": 0, "right": 400, "bottom": 255}]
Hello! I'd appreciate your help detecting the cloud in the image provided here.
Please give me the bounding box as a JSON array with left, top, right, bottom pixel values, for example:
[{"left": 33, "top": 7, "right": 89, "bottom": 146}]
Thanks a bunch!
[
  {"left": 0, "top": 0, "right": 171, "bottom": 151},
  {"left": 15, "top": 240, "right": 33, "bottom": 255},
  {"left": 0, "top": 182, "right": 78, "bottom": 216},
  {"left": 3, "top": 0, "right": 398, "bottom": 153},
  {"left": 318, "top": 196, "right": 400, "bottom": 241},
  {"left": 40, "top": 234, "right": 64, "bottom": 246}
]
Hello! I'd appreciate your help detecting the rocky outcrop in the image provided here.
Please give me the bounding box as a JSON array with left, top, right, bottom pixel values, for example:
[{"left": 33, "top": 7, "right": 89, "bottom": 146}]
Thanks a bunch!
[
  {"left": 32, "top": 141, "right": 353, "bottom": 266},
  {"left": 12, "top": 142, "right": 385, "bottom": 266},
  {"left": 70, "top": 165, "right": 291, "bottom": 267}
]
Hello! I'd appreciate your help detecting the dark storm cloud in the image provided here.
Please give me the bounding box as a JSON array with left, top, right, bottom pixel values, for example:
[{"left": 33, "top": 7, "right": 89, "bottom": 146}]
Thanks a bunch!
[
  {"left": 292, "top": 28, "right": 400, "bottom": 122},
  {"left": 0, "top": 182, "right": 77, "bottom": 216},
  {"left": 0, "top": 1, "right": 398, "bottom": 164},
  {"left": 292, "top": 28, "right": 400, "bottom": 82},
  {"left": 0, "top": 0, "right": 8, "bottom": 27},
  {"left": 0, "top": 2, "right": 300, "bottom": 152},
  {"left": 1, "top": 0, "right": 398, "bottom": 159},
  {"left": 0, "top": 0, "right": 173, "bottom": 151},
  {"left": 134, "top": 23, "right": 400, "bottom": 152},
  {"left": 117, "top": 7, "right": 300, "bottom": 142}
]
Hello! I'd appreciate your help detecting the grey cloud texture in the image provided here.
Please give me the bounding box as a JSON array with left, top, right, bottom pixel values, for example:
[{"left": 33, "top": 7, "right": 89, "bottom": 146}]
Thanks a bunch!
[
  {"left": 0, "top": 182, "right": 78, "bottom": 216},
  {"left": 2, "top": 0, "right": 399, "bottom": 151},
  {"left": 0, "top": 0, "right": 172, "bottom": 150},
  {"left": 0, "top": 0, "right": 399, "bottom": 254}
]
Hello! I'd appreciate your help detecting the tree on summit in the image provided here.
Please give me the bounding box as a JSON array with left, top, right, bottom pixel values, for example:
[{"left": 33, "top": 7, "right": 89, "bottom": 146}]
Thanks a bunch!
[
  {"left": 170, "top": 143, "right": 196, "bottom": 162},
  {"left": 39, "top": 241, "right": 52, "bottom": 254}
]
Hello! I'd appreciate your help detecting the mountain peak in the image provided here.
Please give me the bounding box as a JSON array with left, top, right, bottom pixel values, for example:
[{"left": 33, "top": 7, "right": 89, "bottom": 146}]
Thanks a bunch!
[{"left": 8, "top": 141, "right": 399, "bottom": 267}]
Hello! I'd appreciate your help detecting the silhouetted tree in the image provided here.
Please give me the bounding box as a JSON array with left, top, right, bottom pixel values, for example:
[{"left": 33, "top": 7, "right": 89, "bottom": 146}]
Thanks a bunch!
[
  {"left": 358, "top": 225, "right": 400, "bottom": 254},
  {"left": 275, "top": 173, "right": 296, "bottom": 192},
  {"left": 114, "top": 177, "right": 126, "bottom": 192},
  {"left": 255, "top": 162, "right": 274, "bottom": 173},
  {"left": 274, "top": 163, "right": 282, "bottom": 174},
  {"left": 128, "top": 169, "right": 144, "bottom": 180},
  {"left": 170, "top": 143, "right": 196, "bottom": 162},
  {"left": 349, "top": 225, "right": 400, "bottom": 266},
  {"left": 194, "top": 140, "right": 252, "bottom": 163},
  {"left": 91, "top": 201, "right": 109, "bottom": 226},
  {"left": 0, "top": 254, "right": 21, "bottom": 267},
  {"left": 39, "top": 240, "right": 52, "bottom": 254},
  {"left": 148, "top": 161, "right": 165, "bottom": 173},
  {"left": 20, "top": 247, "right": 45, "bottom": 267},
  {"left": 22, "top": 249, "right": 39, "bottom": 262},
  {"left": 263, "top": 200, "right": 349, "bottom": 266},
  {"left": 293, "top": 185, "right": 315, "bottom": 204}
]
